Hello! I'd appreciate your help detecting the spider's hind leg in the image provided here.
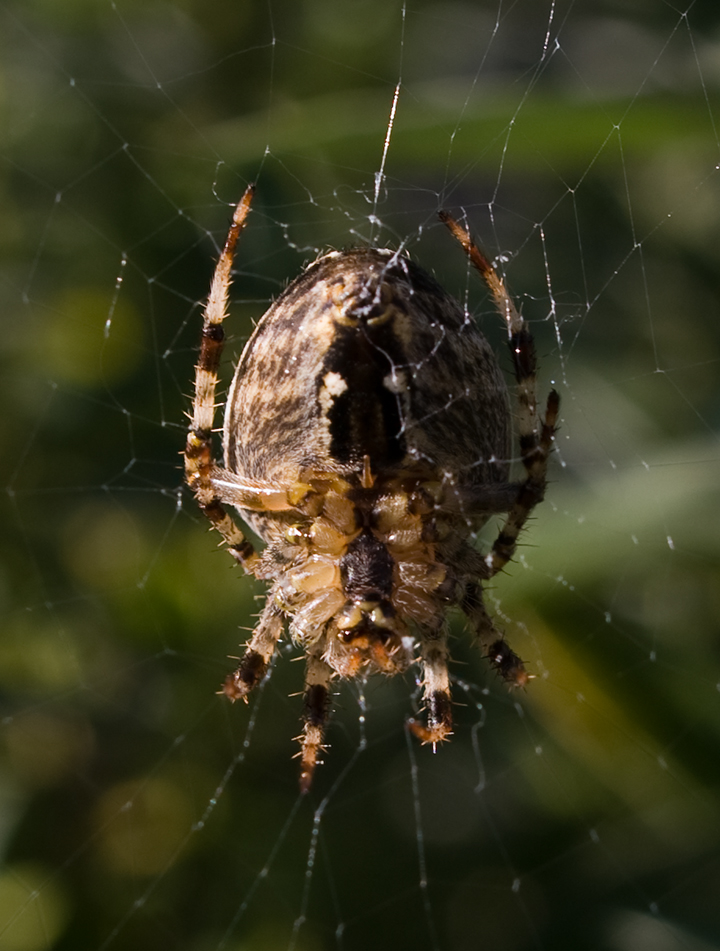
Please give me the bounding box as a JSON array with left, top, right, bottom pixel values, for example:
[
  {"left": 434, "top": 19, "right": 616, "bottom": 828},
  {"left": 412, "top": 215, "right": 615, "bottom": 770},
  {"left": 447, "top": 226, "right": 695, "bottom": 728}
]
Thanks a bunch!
[
  {"left": 408, "top": 625, "right": 453, "bottom": 747},
  {"left": 223, "top": 597, "right": 334, "bottom": 794},
  {"left": 222, "top": 600, "right": 285, "bottom": 701},
  {"left": 296, "top": 645, "right": 334, "bottom": 793}
]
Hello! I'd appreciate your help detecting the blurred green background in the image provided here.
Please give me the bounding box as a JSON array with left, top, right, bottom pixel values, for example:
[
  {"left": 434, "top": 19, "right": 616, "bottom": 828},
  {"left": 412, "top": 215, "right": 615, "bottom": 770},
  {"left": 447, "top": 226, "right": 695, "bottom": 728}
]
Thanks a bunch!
[{"left": 2, "top": 0, "right": 720, "bottom": 949}]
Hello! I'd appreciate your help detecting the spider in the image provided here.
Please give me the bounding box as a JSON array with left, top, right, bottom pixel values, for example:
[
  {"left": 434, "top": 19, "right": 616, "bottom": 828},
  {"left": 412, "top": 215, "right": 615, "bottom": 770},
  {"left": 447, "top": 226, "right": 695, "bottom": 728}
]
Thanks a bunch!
[{"left": 185, "top": 185, "right": 559, "bottom": 792}]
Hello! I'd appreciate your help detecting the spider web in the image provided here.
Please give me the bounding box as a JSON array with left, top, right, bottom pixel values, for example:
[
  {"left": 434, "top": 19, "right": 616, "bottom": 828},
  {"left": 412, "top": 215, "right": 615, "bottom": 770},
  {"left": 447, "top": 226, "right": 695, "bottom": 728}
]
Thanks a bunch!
[{"left": 2, "top": 1, "right": 720, "bottom": 949}]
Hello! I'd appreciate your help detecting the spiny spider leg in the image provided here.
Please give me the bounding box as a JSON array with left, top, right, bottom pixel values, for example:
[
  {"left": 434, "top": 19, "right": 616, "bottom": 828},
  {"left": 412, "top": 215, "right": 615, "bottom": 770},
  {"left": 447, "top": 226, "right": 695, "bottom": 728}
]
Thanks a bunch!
[
  {"left": 297, "top": 646, "right": 333, "bottom": 794},
  {"left": 185, "top": 185, "right": 260, "bottom": 571},
  {"left": 222, "top": 600, "right": 285, "bottom": 701},
  {"left": 407, "top": 626, "right": 453, "bottom": 746},
  {"left": 439, "top": 210, "right": 559, "bottom": 577},
  {"left": 461, "top": 579, "right": 530, "bottom": 687},
  {"left": 486, "top": 390, "right": 559, "bottom": 575}
]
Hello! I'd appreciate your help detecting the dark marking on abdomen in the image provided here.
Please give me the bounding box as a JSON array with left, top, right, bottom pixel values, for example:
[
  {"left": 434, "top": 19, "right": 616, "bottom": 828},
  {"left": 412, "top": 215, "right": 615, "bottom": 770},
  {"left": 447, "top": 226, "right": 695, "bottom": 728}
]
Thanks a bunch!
[{"left": 323, "top": 321, "right": 406, "bottom": 468}]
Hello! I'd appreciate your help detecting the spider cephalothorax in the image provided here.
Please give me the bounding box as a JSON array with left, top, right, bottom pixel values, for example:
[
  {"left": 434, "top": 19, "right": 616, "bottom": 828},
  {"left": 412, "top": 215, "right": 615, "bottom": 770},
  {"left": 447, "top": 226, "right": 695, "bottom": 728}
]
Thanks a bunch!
[{"left": 184, "top": 186, "right": 558, "bottom": 791}]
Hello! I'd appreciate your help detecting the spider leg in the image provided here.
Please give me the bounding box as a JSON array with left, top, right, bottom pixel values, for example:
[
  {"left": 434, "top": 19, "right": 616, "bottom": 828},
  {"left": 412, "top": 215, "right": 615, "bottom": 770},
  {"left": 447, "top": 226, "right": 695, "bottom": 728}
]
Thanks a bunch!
[
  {"left": 461, "top": 579, "right": 530, "bottom": 687},
  {"left": 440, "top": 210, "right": 559, "bottom": 577},
  {"left": 209, "top": 467, "right": 315, "bottom": 513},
  {"left": 184, "top": 185, "right": 261, "bottom": 572},
  {"left": 296, "top": 645, "right": 333, "bottom": 793},
  {"left": 407, "top": 626, "right": 453, "bottom": 747},
  {"left": 439, "top": 481, "right": 523, "bottom": 518},
  {"left": 221, "top": 599, "right": 284, "bottom": 700},
  {"left": 485, "top": 389, "right": 559, "bottom": 576}
]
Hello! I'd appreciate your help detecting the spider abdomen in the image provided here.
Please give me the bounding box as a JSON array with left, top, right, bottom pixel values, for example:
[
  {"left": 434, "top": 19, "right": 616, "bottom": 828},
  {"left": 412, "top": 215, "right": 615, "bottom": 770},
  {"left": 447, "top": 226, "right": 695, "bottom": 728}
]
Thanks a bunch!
[{"left": 223, "top": 247, "right": 511, "bottom": 518}]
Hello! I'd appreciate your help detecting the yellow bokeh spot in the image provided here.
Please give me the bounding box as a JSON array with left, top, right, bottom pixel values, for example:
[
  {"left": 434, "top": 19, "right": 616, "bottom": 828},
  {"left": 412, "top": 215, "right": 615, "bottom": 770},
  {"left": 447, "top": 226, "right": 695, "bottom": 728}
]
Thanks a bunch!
[
  {"left": 93, "top": 778, "right": 193, "bottom": 877},
  {"left": 40, "top": 288, "right": 145, "bottom": 388},
  {"left": 0, "top": 864, "right": 68, "bottom": 951},
  {"left": 60, "top": 502, "right": 148, "bottom": 592},
  {"left": 4, "top": 712, "right": 93, "bottom": 788}
]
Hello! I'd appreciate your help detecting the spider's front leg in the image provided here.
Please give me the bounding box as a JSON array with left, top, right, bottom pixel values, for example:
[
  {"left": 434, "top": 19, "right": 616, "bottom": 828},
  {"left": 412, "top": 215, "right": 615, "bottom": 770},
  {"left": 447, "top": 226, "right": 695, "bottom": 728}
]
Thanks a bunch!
[
  {"left": 484, "top": 386, "right": 559, "bottom": 577},
  {"left": 440, "top": 209, "right": 560, "bottom": 577},
  {"left": 184, "top": 185, "right": 261, "bottom": 573}
]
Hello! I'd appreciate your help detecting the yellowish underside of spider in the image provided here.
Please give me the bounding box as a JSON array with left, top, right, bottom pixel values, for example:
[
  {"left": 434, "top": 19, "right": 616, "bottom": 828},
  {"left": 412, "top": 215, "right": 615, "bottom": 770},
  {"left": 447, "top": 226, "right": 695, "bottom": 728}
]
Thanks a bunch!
[{"left": 269, "top": 472, "right": 447, "bottom": 675}]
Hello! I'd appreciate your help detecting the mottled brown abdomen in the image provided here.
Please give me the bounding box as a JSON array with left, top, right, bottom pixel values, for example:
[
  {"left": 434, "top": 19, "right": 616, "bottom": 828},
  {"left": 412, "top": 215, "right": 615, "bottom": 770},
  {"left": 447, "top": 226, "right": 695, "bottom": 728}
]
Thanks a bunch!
[{"left": 223, "top": 248, "right": 510, "bottom": 498}]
